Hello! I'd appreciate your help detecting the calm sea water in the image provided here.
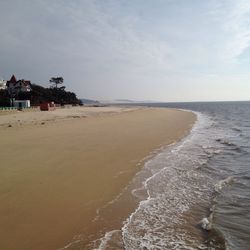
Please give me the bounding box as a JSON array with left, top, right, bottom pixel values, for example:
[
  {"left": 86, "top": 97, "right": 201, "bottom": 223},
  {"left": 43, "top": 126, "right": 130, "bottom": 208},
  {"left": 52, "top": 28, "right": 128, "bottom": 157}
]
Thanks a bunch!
[
  {"left": 64, "top": 102, "right": 250, "bottom": 250},
  {"left": 120, "top": 101, "right": 250, "bottom": 250}
]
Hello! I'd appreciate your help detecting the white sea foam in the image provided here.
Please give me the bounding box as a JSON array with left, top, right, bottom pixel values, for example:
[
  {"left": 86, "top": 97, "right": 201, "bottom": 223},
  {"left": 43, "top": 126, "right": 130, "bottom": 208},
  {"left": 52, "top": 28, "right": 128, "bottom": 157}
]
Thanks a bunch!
[
  {"left": 93, "top": 230, "right": 122, "bottom": 250},
  {"left": 120, "top": 108, "right": 239, "bottom": 249},
  {"left": 200, "top": 217, "right": 212, "bottom": 231},
  {"left": 57, "top": 235, "right": 83, "bottom": 250},
  {"left": 121, "top": 111, "right": 223, "bottom": 249},
  {"left": 215, "top": 176, "right": 234, "bottom": 192}
]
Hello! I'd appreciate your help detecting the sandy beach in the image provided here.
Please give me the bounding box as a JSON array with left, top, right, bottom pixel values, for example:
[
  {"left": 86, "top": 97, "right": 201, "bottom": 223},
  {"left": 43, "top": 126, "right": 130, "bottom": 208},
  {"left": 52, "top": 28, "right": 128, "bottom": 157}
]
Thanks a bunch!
[{"left": 0, "top": 106, "right": 195, "bottom": 250}]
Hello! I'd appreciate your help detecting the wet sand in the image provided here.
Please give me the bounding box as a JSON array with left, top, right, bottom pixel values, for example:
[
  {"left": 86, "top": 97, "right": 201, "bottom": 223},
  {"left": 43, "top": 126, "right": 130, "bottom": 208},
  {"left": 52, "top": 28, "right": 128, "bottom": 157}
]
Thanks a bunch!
[{"left": 0, "top": 106, "right": 196, "bottom": 250}]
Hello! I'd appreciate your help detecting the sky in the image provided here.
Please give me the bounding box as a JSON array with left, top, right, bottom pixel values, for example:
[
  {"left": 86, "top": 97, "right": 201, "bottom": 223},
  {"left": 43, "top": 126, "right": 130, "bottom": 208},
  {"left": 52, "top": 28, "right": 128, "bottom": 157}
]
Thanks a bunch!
[{"left": 0, "top": 0, "right": 250, "bottom": 102}]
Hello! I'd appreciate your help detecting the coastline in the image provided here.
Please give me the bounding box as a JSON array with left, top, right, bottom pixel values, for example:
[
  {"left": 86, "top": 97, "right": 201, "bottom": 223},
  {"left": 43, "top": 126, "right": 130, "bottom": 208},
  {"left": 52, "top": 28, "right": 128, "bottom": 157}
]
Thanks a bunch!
[{"left": 0, "top": 106, "right": 196, "bottom": 250}]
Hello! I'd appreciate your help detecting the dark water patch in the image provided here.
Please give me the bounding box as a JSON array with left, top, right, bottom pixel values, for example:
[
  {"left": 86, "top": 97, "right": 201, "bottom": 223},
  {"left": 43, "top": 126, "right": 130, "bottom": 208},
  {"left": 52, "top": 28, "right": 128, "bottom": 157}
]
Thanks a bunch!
[{"left": 232, "top": 127, "right": 242, "bottom": 132}]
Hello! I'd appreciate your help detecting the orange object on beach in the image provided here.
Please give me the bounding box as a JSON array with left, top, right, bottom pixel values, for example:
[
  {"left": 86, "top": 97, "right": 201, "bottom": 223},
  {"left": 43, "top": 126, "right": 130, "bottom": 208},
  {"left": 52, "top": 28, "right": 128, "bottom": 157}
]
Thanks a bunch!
[{"left": 40, "top": 102, "right": 56, "bottom": 111}]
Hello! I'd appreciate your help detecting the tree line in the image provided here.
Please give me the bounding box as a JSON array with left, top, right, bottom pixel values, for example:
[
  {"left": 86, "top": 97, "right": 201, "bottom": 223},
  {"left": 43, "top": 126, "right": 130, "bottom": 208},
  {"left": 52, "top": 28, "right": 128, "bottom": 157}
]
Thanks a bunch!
[{"left": 0, "top": 77, "right": 82, "bottom": 107}]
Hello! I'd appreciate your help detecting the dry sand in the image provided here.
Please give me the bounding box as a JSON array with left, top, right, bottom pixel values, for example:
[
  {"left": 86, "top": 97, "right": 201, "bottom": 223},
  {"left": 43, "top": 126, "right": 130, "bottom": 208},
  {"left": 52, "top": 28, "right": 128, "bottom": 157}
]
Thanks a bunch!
[
  {"left": 0, "top": 106, "right": 196, "bottom": 250},
  {"left": 0, "top": 106, "right": 137, "bottom": 127}
]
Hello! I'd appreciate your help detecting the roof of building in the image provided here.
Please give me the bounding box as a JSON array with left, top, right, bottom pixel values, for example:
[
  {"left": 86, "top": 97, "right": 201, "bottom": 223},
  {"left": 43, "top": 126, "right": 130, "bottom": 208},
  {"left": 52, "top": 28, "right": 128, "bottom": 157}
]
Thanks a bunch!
[
  {"left": 6, "top": 75, "right": 31, "bottom": 87},
  {"left": 8, "top": 75, "right": 17, "bottom": 83},
  {"left": 24, "top": 80, "right": 31, "bottom": 86}
]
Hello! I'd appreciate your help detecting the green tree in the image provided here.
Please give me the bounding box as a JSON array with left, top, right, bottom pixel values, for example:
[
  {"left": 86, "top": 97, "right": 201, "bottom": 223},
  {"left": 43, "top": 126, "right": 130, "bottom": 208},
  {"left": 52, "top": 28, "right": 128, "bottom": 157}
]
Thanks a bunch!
[
  {"left": 49, "top": 77, "right": 65, "bottom": 89},
  {"left": 0, "top": 90, "right": 11, "bottom": 106}
]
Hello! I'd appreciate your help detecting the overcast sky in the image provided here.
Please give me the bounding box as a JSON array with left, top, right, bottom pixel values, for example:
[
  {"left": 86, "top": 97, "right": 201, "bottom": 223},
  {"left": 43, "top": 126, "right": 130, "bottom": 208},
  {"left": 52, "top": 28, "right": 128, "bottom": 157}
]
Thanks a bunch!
[{"left": 1, "top": 0, "right": 250, "bottom": 101}]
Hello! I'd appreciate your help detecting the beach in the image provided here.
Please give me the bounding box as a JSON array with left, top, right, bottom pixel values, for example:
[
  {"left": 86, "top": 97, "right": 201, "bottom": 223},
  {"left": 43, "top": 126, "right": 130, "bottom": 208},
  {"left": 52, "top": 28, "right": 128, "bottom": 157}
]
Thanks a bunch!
[{"left": 0, "top": 106, "right": 195, "bottom": 250}]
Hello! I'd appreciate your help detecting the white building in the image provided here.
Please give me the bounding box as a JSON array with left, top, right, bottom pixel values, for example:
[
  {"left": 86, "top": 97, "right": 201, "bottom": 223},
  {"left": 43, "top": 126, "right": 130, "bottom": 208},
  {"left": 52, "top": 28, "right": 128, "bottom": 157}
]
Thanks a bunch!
[
  {"left": 13, "top": 100, "right": 30, "bottom": 109},
  {"left": 0, "top": 79, "right": 6, "bottom": 90}
]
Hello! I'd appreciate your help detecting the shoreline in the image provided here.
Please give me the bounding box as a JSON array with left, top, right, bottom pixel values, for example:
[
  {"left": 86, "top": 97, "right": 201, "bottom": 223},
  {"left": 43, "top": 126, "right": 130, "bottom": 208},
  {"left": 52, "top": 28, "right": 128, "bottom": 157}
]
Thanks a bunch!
[{"left": 0, "top": 106, "right": 196, "bottom": 250}]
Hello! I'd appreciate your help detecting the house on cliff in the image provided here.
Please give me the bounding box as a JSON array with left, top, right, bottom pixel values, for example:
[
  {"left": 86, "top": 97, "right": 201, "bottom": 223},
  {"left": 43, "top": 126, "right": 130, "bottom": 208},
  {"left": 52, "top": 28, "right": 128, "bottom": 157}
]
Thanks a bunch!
[
  {"left": 6, "top": 75, "right": 31, "bottom": 95},
  {"left": 6, "top": 75, "right": 32, "bottom": 108}
]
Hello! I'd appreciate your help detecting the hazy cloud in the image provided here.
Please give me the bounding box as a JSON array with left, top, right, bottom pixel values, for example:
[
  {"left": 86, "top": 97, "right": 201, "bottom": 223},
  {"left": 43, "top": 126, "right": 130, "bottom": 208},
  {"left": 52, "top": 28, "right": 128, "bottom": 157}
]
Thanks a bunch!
[{"left": 0, "top": 0, "right": 250, "bottom": 101}]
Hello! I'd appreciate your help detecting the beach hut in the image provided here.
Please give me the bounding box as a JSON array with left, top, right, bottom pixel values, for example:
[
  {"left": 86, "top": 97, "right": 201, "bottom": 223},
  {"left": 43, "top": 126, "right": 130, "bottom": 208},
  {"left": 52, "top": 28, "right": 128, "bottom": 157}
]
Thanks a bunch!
[{"left": 13, "top": 100, "right": 30, "bottom": 109}]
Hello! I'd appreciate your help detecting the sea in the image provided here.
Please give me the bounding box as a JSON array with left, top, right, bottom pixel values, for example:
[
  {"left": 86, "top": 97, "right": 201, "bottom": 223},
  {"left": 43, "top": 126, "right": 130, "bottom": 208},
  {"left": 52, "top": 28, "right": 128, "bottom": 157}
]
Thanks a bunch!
[
  {"left": 65, "top": 101, "right": 250, "bottom": 250},
  {"left": 119, "top": 101, "right": 250, "bottom": 250}
]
